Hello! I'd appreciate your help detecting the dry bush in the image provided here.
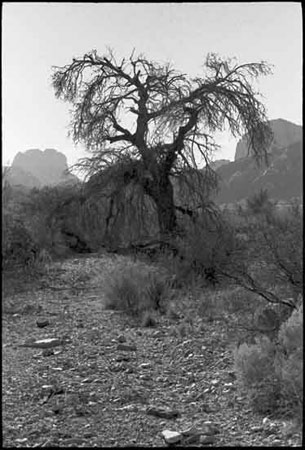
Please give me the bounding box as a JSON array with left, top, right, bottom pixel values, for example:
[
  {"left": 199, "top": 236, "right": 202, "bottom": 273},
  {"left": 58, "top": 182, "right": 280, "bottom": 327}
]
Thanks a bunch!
[
  {"left": 275, "top": 302, "right": 303, "bottom": 419},
  {"left": 224, "top": 199, "right": 303, "bottom": 310},
  {"left": 103, "top": 261, "right": 170, "bottom": 316},
  {"left": 234, "top": 336, "right": 281, "bottom": 414},
  {"left": 171, "top": 212, "right": 235, "bottom": 289},
  {"left": 141, "top": 310, "right": 158, "bottom": 327},
  {"left": 234, "top": 301, "right": 303, "bottom": 419}
]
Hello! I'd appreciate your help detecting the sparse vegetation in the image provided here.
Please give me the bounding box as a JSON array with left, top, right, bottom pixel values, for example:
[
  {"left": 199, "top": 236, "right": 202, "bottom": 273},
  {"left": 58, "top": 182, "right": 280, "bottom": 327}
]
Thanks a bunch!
[
  {"left": 234, "top": 301, "right": 303, "bottom": 420},
  {"left": 103, "top": 260, "right": 170, "bottom": 316},
  {"left": 2, "top": 49, "right": 303, "bottom": 446}
]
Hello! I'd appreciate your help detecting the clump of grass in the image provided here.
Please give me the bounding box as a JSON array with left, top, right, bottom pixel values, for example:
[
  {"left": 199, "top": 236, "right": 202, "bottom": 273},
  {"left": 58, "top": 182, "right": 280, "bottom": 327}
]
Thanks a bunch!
[{"left": 104, "top": 261, "right": 170, "bottom": 316}]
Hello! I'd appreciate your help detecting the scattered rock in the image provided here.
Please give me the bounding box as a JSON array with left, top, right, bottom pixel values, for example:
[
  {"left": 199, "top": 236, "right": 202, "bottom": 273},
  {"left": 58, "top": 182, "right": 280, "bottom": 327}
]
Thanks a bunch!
[
  {"left": 16, "top": 438, "right": 28, "bottom": 443},
  {"left": 201, "top": 421, "right": 220, "bottom": 436},
  {"left": 200, "top": 435, "right": 217, "bottom": 445},
  {"left": 181, "top": 425, "right": 201, "bottom": 436},
  {"left": 116, "top": 355, "right": 131, "bottom": 362},
  {"left": 161, "top": 430, "right": 182, "bottom": 444},
  {"left": 36, "top": 319, "right": 50, "bottom": 328},
  {"left": 139, "top": 374, "right": 151, "bottom": 381},
  {"left": 227, "top": 370, "right": 236, "bottom": 380},
  {"left": 19, "top": 338, "right": 62, "bottom": 349},
  {"left": 139, "top": 362, "right": 151, "bottom": 369},
  {"left": 146, "top": 406, "right": 180, "bottom": 419},
  {"left": 183, "top": 434, "right": 201, "bottom": 444},
  {"left": 41, "top": 384, "right": 54, "bottom": 391},
  {"left": 42, "top": 349, "right": 54, "bottom": 357},
  {"left": 117, "top": 334, "right": 126, "bottom": 343},
  {"left": 181, "top": 425, "right": 201, "bottom": 444},
  {"left": 117, "top": 343, "right": 137, "bottom": 351},
  {"left": 119, "top": 404, "right": 138, "bottom": 412},
  {"left": 152, "top": 331, "right": 163, "bottom": 339},
  {"left": 270, "top": 439, "right": 282, "bottom": 446}
]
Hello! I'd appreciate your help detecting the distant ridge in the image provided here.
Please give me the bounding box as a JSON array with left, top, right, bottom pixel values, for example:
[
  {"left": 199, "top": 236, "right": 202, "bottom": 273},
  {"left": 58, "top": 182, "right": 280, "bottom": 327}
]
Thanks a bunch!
[
  {"left": 234, "top": 118, "right": 302, "bottom": 160},
  {"left": 5, "top": 148, "right": 79, "bottom": 188},
  {"left": 214, "top": 118, "right": 302, "bottom": 204}
]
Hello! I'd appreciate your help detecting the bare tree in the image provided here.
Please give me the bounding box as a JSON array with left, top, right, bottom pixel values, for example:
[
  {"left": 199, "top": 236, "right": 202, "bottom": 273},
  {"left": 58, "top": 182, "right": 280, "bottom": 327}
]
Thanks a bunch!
[{"left": 52, "top": 49, "right": 273, "bottom": 240}]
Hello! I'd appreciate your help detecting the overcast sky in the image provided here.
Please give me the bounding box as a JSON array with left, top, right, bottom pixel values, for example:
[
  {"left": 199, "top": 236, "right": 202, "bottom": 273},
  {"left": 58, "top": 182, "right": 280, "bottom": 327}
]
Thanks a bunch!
[{"left": 2, "top": 2, "right": 302, "bottom": 168}]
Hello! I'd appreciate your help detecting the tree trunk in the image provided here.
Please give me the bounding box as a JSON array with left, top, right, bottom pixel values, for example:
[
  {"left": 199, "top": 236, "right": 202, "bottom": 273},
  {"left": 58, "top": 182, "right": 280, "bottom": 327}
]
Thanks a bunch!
[{"left": 153, "top": 178, "right": 177, "bottom": 239}]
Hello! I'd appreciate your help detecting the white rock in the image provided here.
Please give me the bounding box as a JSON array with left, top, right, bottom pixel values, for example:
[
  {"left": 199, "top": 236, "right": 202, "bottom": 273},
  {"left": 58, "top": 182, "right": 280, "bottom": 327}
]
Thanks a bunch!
[{"left": 161, "top": 430, "right": 182, "bottom": 444}]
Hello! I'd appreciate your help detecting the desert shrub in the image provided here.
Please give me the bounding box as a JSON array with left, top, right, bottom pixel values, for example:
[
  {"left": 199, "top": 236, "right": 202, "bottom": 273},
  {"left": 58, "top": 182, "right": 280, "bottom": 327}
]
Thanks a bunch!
[
  {"left": 234, "top": 301, "right": 303, "bottom": 419},
  {"left": 104, "top": 261, "right": 170, "bottom": 316},
  {"left": 275, "top": 302, "right": 303, "bottom": 418},
  {"left": 224, "top": 197, "right": 303, "bottom": 309},
  {"left": 141, "top": 310, "right": 157, "bottom": 327},
  {"left": 23, "top": 185, "right": 87, "bottom": 254},
  {"left": 234, "top": 336, "right": 281, "bottom": 414},
  {"left": 25, "top": 248, "right": 53, "bottom": 274},
  {"left": 2, "top": 215, "right": 39, "bottom": 269},
  {"left": 172, "top": 211, "right": 235, "bottom": 288}
]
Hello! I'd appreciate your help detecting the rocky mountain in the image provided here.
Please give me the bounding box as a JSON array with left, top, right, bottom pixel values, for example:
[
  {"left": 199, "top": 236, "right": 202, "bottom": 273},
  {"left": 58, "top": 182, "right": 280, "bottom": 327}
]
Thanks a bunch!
[
  {"left": 234, "top": 118, "right": 302, "bottom": 161},
  {"left": 210, "top": 159, "right": 230, "bottom": 170},
  {"left": 214, "top": 131, "right": 302, "bottom": 204},
  {"left": 6, "top": 148, "right": 79, "bottom": 188}
]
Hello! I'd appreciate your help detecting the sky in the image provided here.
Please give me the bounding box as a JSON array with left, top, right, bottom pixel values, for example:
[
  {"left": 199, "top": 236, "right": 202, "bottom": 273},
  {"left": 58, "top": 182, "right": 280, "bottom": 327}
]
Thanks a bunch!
[{"left": 2, "top": 2, "right": 302, "bottom": 169}]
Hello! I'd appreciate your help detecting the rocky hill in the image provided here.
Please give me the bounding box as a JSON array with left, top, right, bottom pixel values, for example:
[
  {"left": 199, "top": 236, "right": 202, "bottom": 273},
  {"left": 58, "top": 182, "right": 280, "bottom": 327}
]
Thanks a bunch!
[
  {"left": 6, "top": 148, "right": 79, "bottom": 188},
  {"left": 214, "top": 127, "right": 302, "bottom": 204},
  {"left": 234, "top": 118, "right": 302, "bottom": 160}
]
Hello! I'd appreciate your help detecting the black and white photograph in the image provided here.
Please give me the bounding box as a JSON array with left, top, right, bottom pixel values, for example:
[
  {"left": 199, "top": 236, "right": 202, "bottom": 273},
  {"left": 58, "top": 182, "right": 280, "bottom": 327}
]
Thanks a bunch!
[{"left": 2, "top": 2, "right": 302, "bottom": 447}]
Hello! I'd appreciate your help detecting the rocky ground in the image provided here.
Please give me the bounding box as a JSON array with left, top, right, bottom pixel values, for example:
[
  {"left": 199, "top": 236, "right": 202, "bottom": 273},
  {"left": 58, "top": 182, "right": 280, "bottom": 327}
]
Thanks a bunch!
[{"left": 2, "top": 254, "right": 302, "bottom": 447}]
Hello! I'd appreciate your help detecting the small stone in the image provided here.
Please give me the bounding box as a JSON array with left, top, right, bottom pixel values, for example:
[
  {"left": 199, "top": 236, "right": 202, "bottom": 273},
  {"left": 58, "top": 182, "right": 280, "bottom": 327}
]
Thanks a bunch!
[
  {"left": 161, "top": 430, "right": 182, "bottom": 444},
  {"left": 41, "top": 384, "right": 53, "bottom": 390},
  {"left": 181, "top": 424, "right": 201, "bottom": 437},
  {"left": 116, "top": 355, "right": 131, "bottom": 362},
  {"left": 19, "top": 338, "right": 62, "bottom": 349},
  {"left": 152, "top": 331, "right": 163, "bottom": 339},
  {"left": 120, "top": 404, "right": 138, "bottom": 412},
  {"left": 270, "top": 439, "right": 282, "bottom": 446},
  {"left": 139, "top": 374, "right": 151, "bottom": 381},
  {"left": 146, "top": 406, "right": 180, "bottom": 419},
  {"left": 139, "top": 362, "right": 151, "bottom": 369},
  {"left": 227, "top": 370, "right": 237, "bottom": 380},
  {"left": 36, "top": 319, "right": 50, "bottom": 328},
  {"left": 201, "top": 421, "right": 220, "bottom": 436},
  {"left": 183, "top": 434, "right": 201, "bottom": 444},
  {"left": 117, "top": 343, "right": 137, "bottom": 351},
  {"left": 200, "top": 435, "right": 216, "bottom": 445},
  {"left": 118, "top": 334, "right": 126, "bottom": 343},
  {"left": 42, "top": 349, "right": 54, "bottom": 357}
]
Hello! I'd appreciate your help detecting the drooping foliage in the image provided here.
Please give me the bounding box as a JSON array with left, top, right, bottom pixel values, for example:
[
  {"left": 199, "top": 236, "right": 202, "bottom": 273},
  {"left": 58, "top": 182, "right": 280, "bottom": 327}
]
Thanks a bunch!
[{"left": 52, "top": 49, "right": 273, "bottom": 239}]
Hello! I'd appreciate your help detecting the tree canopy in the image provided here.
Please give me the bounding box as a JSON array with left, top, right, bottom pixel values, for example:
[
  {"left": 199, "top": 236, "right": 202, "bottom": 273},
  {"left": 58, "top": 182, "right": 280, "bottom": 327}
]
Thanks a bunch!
[{"left": 52, "top": 49, "right": 273, "bottom": 239}]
